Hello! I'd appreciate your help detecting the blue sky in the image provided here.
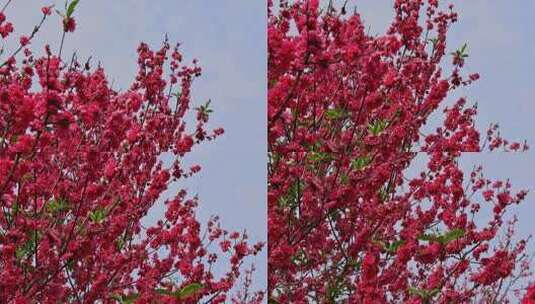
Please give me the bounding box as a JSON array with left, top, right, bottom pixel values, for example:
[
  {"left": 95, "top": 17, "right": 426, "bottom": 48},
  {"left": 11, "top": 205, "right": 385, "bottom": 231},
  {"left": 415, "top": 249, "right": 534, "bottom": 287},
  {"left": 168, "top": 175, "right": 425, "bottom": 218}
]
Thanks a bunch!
[{"left": 7, "top": 0, "right": 267, "bottom": 294}]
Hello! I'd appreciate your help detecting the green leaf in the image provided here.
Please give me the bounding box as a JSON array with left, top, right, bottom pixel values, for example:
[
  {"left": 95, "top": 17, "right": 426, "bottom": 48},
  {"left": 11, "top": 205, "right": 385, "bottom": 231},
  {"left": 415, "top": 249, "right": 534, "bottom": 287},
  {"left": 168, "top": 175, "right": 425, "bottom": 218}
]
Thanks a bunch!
[
  {"left": 195, "top": 99, "right": 214, "bottom": 120},
  {"left": 408, "top": 286, "right": 440, "bottom": 300},
  {"left": 11, "top": 201, "right": 19, "bottom": 217},
  {"left": 110, "top": 293, "right": 139, "bottom": 304},
  {"left": 196, "top": 99, "right": 213, "bottom": 112},
  {"left": 306, "top": 141, "right": 321, "bottom": 152},
  {"left": 203, "top": 99, "right": 213, "bottom": 112},
  {"left": 378, "top": 188, "right": 389, "bottom": 201},
  {"left": 451, "top": 43, "right": 469, "bottom": 59},
  {"left": 47, "top": 198, "right": 70, "bottom": 213},
  {"left": 291, "top": 248, "right": 309, "bottom": 266},
  {"left": 116, "top": 238, "right": 125, "bottom": 251},
  {"left": 428, "top": 37, "right": 439, "bottom": 47},
  {"left": 384, "top": 239, "right": 405, "bottom": 254},
  {"left": 373, "top": 237, "right": 404, "bottom": 254},
  {"left": 308, "top": 151, "right": 332, "bottom": 163},
  {"left": 151, "top": 284, "right": 204, "bottom": 299},
  {"left": 350, "top": 155, "right": 371, "bottom": 171},
  {"left": 175, "top": 283, "right": 203, "bottom": 299},
  {"left": 268, "top": 298, "right": 280, "bottom": 304},
  {"left": 367, "top": 119, "right": 388, "bottom": 135},
  {"left": 429, "top": 288, "right": 441, "bottom": 298},
  {"left": 66, "top": 0, "right": 80, "bottom": 18},
  {"left": 110, "top": 294, "right": 122, "bottom": 302},
  {"left": 327, "top": 283, "right": 342, "bottom": 301},
  {"left": 442, "top": 228, "right": 465, "bottom": 243},
  {"left": 65, "top": 258, "right": 74, "bottom": 271},
  {"left": 277, "top": 181, "right": 303, "bottom": 209},
  {"left": 324, "top": 107, "right": 348, "bottom": 120},
  {"left": 347, "top": 258, "right": 361, "bottom": 270},
  {"left": 340, "top": 172, "right": 349, "bottom": 185},
  {"left": 155, "top": 288, "right": 170, "bottom": 295},
  {"left": 89, "top": 208, "right": 107, "bottom": 224},
  {"left": 15, "top": 231, "right": 40, "bottom": 261},
  {"left": 268, "top": 152, "right": 281, "bottom": 166},
  {"left": 418, "top": 228, "right": 464, "bottom": 245},
  {"left": 460, "top": 43, "right": 468, "bottom": 54},
  {"left": 418, "top": 233, "right": 438, "bottom": 242},
  {"left": 408, "top": 286, "right": 425, "bottom": 298}
]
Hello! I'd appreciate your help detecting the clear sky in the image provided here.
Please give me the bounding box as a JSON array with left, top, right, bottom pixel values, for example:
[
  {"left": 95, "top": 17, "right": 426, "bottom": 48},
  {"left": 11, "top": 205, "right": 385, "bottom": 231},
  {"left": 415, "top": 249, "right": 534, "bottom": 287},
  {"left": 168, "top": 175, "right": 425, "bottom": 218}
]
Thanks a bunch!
[{"left": 6, "top": 0, "right": 267, "bottom": 293}]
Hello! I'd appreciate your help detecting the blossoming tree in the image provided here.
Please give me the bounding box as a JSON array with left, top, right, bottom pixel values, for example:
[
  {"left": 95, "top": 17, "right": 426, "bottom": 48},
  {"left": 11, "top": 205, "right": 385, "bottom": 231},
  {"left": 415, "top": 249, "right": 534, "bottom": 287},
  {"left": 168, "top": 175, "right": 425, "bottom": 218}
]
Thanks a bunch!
[
  {"left": 268, "top": 0, "right": 532, "bottom": 302},
  {"left": 0, "top": 2, "right": 262, "bottom": 303}
]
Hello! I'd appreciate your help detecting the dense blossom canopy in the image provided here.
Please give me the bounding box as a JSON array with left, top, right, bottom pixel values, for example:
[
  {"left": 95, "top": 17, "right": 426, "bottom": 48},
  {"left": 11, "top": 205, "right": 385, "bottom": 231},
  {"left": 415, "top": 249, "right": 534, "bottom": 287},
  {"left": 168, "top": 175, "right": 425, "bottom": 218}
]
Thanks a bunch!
[
  {"left": 268, "top": 0, "right": 532, "bottom": 302},
  {"left": 0, "top": 3, "right": 262, "bottom": 303}
]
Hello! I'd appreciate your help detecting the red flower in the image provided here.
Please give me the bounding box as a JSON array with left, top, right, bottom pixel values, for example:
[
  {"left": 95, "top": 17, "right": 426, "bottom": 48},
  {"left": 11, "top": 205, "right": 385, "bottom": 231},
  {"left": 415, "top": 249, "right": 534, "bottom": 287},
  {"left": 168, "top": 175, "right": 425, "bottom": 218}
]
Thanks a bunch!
[
  {"left": 12, "top": 134, "right": 34, "bottom": 154},
  {"left": 522, "top": 284, "right": 535, "bottom": 304},
  {"left": 63, "top": 17, "right": 76, "bottom": 32},
  {"left": 41, "top": 6, "right": 52, "bottom": 15},
  {"left": 0, "top": 22, "right": 13, "bottom": 38},
  {"left": 19, "top": 35, "right": 29, "bottom": 46},
  {"left": 362, "top": 252, "right": 378, "bottom": 280}
]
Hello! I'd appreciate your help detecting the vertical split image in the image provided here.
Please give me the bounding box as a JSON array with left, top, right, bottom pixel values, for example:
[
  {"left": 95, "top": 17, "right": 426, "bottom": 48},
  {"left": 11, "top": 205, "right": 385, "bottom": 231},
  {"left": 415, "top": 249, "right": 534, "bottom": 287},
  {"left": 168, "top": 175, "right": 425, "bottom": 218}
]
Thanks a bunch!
[{"left": 1, "top": 0, "right": 535, "bottom": 303}]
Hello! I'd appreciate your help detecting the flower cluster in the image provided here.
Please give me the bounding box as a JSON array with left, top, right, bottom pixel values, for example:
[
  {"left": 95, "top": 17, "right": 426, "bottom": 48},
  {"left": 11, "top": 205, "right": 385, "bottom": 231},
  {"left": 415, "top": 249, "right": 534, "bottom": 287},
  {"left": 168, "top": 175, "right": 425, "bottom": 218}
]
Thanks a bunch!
[
  {"left": 0, "top": 4, "right": 262, "bottom": 303},
  {"left": 268, "top": 0, "right": 531, "bottom": 302}
]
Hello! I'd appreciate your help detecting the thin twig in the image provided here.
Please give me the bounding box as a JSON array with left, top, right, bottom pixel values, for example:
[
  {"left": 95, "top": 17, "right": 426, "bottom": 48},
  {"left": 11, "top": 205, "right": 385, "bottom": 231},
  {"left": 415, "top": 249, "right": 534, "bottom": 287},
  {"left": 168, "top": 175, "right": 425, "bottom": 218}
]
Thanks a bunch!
[
  {"left": 58, "top": 30, "right": 67, "bottom": 59},
  {"left": 0, "top": 13, "right": 48, "bottom": 68},
  {"left": 0, "top": 0, "right": 12, "bottom": 13}
]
